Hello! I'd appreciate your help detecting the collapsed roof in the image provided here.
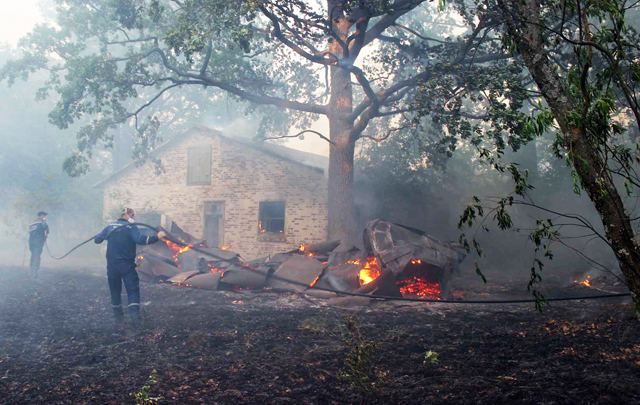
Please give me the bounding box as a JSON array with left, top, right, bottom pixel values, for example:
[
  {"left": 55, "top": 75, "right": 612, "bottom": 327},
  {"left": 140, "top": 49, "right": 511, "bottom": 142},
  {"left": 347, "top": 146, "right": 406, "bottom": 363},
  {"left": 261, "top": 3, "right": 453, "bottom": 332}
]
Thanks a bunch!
[{"left": 136, "top": 219, "right": 467, "bottom": 300}]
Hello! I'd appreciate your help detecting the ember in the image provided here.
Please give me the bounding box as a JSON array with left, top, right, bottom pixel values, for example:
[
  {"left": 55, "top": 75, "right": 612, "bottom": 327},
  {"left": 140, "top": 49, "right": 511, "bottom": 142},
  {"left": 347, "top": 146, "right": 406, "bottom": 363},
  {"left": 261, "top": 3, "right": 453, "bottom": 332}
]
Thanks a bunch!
[
  {"left": 309, "top": 275, "right": 320, "bottom": 288},
  {"left": 397, "top": 277, "right": 441, "bottom": 299},
  {"left": 298, "top": 244, "right": 316, "bottom": 257}
]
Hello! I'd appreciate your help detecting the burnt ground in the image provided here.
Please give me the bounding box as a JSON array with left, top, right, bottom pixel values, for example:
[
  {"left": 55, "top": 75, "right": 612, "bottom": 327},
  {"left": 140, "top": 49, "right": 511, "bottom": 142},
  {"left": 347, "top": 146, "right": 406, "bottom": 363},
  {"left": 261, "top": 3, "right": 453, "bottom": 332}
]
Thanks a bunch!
[{"left": 0, "top": 266, "right": 639, "bottom": 404}]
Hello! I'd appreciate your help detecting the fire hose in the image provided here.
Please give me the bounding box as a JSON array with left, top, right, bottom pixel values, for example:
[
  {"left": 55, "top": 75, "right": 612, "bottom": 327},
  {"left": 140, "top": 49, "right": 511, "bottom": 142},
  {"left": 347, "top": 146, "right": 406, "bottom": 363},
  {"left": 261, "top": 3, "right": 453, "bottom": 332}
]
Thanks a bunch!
[{"left": 45, "top": 222, "right": 633, "bottom": 305}]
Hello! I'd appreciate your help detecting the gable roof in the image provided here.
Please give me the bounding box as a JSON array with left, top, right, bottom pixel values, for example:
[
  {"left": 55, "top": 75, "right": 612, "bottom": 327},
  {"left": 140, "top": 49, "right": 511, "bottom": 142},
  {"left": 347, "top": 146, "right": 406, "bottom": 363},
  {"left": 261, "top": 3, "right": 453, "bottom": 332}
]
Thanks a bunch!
[{"left": 94, "top": 126, "right": 328, "bottom": 188}]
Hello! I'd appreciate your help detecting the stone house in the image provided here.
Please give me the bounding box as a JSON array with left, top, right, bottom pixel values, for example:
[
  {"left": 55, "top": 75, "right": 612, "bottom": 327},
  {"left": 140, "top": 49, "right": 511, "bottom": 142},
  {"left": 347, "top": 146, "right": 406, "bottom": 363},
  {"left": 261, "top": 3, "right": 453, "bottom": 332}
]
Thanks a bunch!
[{"left": 96, "top": 126, "right": 328, "bottom": 259}]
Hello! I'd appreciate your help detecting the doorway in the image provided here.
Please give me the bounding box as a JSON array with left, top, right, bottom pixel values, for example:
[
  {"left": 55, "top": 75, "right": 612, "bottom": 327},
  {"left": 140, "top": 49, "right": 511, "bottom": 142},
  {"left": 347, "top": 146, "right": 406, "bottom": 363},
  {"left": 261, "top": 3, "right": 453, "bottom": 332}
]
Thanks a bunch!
[{"left": 203, "top": 201, "right": 224, "bottom": 248}]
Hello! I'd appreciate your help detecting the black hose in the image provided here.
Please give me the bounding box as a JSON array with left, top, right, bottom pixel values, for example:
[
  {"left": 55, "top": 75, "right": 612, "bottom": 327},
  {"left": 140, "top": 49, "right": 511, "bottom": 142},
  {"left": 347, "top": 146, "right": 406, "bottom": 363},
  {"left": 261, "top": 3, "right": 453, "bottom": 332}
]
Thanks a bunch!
[
  {"left": 46, "top": 237, "right": 96, "bottom": 260},
  {"left": 48, "top": 222, "right": 634, "bottom": 305}
]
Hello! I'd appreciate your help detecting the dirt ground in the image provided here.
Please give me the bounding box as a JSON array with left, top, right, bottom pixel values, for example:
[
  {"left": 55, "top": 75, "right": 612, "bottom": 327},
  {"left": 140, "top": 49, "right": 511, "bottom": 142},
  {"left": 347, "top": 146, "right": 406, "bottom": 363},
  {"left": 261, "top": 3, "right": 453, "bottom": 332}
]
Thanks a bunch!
[{"left": 0, "top": 266, "right": 638, "bottom": 404}]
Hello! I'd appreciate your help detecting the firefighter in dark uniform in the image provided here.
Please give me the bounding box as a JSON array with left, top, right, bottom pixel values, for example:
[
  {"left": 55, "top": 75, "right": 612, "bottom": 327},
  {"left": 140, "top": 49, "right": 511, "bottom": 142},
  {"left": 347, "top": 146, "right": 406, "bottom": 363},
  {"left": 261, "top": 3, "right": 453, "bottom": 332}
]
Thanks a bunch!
[
  {"left": 28, "top": 211, "right": 49, "bottom": 278},
  {"left": 94, "top": 208, "right": 166, "bottom": 323}
]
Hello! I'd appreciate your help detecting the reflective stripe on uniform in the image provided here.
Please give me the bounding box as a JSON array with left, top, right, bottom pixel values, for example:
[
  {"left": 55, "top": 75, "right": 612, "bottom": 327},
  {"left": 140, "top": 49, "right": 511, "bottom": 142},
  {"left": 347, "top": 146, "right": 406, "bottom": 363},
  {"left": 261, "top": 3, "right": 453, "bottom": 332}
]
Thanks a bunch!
[{"left": 127, "top": 303, "right": 140, "bottom": 307}]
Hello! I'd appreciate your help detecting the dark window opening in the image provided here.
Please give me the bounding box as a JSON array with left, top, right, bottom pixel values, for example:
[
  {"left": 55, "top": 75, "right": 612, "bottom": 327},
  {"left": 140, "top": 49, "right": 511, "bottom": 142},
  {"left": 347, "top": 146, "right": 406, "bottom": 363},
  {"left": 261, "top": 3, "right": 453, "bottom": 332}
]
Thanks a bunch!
[
  {"left": 258, "top": 201, "right": 285, "bottom": 234},
  {"left": 204, "top": 201, "right": 224, "bottom": 248},
  {"left": 187, "top": 146, "right": 212, "bottom": 185}
]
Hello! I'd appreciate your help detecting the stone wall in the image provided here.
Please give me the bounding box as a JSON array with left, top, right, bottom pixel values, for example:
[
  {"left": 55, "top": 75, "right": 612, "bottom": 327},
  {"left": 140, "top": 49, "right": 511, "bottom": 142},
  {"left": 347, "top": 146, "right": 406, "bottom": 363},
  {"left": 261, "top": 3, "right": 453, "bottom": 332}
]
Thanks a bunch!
[{"left": 101, "top": 128, "right": 328, "bottom": 259}]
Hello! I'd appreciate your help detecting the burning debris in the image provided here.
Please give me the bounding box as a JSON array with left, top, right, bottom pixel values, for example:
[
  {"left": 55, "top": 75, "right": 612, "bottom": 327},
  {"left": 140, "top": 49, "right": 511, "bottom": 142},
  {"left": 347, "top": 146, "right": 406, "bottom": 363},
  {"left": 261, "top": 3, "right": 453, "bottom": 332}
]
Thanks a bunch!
[
  {"left": 136, "top": 219, "right": 466, "bottom": 300},
  {"left": 570, "top": 269, "right": 625, "bottom": 294}
]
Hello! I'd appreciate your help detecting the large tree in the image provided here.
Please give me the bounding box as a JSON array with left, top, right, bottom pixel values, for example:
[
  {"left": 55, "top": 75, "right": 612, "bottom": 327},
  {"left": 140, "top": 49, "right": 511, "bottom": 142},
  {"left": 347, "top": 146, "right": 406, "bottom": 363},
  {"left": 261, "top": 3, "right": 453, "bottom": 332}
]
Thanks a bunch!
[
  {"left": 1, "top": 0, "right": 503, "bottom": 243},
  {"left": 403, "top": 0, "right": 640, "bottom": 311},
  {"left": 495, "top": 0, "right": 640, "bottom": 311}
]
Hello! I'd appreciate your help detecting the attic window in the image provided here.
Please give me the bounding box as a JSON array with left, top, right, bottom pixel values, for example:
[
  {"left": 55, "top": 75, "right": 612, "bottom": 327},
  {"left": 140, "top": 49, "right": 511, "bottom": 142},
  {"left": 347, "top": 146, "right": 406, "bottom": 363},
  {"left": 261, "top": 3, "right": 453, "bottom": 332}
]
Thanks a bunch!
[
  {"left": 258, "top": 201, "right": 285, "bottom": 236},
  {"left": 187, "top": 146, "right": 212, "bottom": 185}
]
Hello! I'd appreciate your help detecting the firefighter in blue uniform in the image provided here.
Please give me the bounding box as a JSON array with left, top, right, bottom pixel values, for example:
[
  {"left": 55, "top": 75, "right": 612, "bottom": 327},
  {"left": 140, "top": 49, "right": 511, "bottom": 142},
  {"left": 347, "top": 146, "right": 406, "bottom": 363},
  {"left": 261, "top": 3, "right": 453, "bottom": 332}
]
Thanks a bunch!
[
  {"left": 94, "top": 208, "right": 166, "bottom": 323},
  {"left": 28, "top": 211, "right": 49, "bottom": 278}
]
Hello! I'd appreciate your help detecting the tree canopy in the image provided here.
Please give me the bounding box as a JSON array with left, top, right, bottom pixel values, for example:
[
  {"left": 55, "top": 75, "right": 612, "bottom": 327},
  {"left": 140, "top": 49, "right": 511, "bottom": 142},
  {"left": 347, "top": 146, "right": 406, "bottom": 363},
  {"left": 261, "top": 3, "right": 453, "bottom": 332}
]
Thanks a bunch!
[{"left": 1, "top": 0, "right": 515, "bottom": 242}]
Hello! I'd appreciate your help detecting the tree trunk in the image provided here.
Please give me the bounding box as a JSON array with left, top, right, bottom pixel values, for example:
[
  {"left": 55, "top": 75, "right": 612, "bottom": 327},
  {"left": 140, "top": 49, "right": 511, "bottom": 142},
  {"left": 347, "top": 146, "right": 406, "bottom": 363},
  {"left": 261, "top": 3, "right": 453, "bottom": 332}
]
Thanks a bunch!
[
  {"left": 328, "top": 115, "right": 357, "bottom": 243},
  {"left": 499, "top": 0, "right": 640, "bottom": 314},
  {"left": 326, "top": 2, "right": 358, "bottom": 244}
]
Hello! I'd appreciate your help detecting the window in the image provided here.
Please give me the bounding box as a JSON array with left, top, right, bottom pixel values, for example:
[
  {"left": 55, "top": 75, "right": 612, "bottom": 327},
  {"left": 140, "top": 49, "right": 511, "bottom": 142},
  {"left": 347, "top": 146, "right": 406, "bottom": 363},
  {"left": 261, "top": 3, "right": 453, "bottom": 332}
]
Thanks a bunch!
[
  {"left": 187, "top": 146, "right": 212, "bottom": 185},
  {"left": 203, "top": 201, "right": 224, "bottom": 248},
  {"left": 258, "top": 201, "right": 285, "bottom": 235}
]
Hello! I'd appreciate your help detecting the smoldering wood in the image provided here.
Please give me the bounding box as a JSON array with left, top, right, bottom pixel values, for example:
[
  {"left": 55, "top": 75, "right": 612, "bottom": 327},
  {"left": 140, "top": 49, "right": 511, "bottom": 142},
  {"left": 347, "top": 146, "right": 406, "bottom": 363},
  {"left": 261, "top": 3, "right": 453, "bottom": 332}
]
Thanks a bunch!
[
  {"left": 168, "top": 270, "right": 201, "bottom": 285},
  {"left": 137, "top": 218, "right": 467, "bottom": 299},
  {"left": 300, "top": 240, "right": 341, "bottom": 255},
  {"left": 185, "top": 272, "right": 222, "bottom": 290},
  {"left": 219, "top": 266, "right": 270, "bottom": 290},
  {"left": 268, "top": 256, "right": 323, "bottom": 292}
]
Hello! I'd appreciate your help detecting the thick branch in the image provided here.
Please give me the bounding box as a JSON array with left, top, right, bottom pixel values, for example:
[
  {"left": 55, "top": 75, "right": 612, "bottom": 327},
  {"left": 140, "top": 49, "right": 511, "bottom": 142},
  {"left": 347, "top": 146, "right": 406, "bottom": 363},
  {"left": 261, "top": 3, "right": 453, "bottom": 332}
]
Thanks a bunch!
[
  {"left": 145, "top": 48, "right": 328, "bottom": 115},
  {"left": 362, "top": 0, "right": 427, "bottom": 47},
  {"left": 264, "top": 129, "right": 334, "bottom": 145}
]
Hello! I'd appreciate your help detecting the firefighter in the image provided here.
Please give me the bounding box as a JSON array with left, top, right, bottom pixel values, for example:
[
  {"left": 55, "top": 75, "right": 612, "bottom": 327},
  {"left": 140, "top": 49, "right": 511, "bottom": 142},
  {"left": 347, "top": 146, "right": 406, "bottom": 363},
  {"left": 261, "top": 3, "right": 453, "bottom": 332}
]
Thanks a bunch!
[
  {"left": 94, "top": 208, "right": 166, "bottom": 324},
  {"left": 28, "top": 211, "right": 49, "bottom": 278}
]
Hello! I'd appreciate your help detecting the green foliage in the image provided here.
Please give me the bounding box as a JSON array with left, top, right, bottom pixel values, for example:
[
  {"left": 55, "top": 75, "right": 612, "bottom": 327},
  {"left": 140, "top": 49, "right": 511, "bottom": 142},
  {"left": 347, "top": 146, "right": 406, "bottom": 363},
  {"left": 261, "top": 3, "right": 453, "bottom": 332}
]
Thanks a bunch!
[
  {"left": 412, "top": 0, "right": 640, "bottom": 299},
  {"left": 338, "top": 317, "right": 386, "bottom": 399},
  {"left": 526, "top": 219, "right": 559, "bottom": 311},
  {"left": 130, "top": 369, "right": 163, "bottom": 405},
  {"left": 423, "top": 350, "right": 440, "bottom": 365}
]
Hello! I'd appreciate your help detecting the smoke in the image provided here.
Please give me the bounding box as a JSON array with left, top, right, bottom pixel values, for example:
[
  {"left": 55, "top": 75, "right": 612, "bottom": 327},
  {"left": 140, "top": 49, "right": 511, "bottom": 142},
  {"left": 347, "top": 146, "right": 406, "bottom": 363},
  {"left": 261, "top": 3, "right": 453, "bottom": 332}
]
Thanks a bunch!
[{"left": 354, "top": 136, "right": 619, "bottom": 284}]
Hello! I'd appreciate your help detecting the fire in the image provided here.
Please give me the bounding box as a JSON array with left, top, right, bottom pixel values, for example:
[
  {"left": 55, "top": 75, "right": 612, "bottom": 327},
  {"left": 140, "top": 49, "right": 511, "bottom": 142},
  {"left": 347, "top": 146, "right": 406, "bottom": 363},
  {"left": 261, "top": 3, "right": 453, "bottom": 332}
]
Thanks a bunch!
[
  {"left": 576, "top": 275, "right": 592, "bottom": 287},
  {"left": 220, "top": 244, "right": 231, "bottom": 251},
  {"left": 298, "top": 244, "right": 316, "bottom": 256},
  {"left": 398, "top": 277, "right": 441, "bottom": 298},
  {"left": 163, "top": 240, "right": 193, "bottom": 261},
  {"left": 358, "top": 257, "right": 381, "bottom": 286},
  {"left": 309, "top": 275, "right": 320, "bottom": 288},
  {"left": 410, "top": 258, "right": 422, "bottom": 265}
]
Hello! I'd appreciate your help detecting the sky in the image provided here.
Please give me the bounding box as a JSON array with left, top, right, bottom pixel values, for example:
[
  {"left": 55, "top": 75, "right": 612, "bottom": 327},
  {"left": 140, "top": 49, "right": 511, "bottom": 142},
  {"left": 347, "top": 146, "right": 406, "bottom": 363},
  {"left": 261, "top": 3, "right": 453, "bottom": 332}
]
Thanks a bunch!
[
  {"left": 0, "top": 1, "right": 44, "bottom": 46},
  {"left": 0, "top": 1, "right": 331, "bottom": 156}
]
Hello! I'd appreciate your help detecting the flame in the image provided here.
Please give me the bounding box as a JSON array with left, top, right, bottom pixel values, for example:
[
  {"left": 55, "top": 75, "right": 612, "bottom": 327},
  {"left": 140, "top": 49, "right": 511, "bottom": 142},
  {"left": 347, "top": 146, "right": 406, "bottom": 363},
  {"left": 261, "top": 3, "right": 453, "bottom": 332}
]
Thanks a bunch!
[
  {"left": 573, "top": 275, "right": 593, "bottom": 288},
  {"left": 220, "top": 244, "right": 231, "bottom": 251},
  {"left": 298, "top": 244, "right": 316, "bottom": 256},
  {"left": 309, "top": 275, "right": 320, "bottom": 288},
  {"left": 398, "top": 277, "right": 441, "bottom": 298},
  {"left": 410, "top": 258, "right": 422, "bottom": 265},
  {"left": 163, "top": 240, "right": 193, "bottom": 262},
  {"left": 358, "top": 257, "right": 381, "bottom": 286},
  {"left": 577, "top": 275, "right": 592, "bottom": 287}
]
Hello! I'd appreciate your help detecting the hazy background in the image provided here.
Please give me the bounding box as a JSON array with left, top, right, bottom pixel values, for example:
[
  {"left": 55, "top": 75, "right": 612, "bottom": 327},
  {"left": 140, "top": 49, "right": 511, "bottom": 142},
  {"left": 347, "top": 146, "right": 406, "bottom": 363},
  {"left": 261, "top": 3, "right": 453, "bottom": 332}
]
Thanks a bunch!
[{"left": 0, "top": 1, "right": 619, "bottom": 286}]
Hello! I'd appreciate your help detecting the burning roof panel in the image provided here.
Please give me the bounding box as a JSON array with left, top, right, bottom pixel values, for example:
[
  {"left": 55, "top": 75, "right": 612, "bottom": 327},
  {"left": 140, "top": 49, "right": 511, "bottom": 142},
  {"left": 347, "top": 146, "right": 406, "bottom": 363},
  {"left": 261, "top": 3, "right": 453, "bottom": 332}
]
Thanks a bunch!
[{"left": 137, "top": 219, "right": 467, "bottom": 301}]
